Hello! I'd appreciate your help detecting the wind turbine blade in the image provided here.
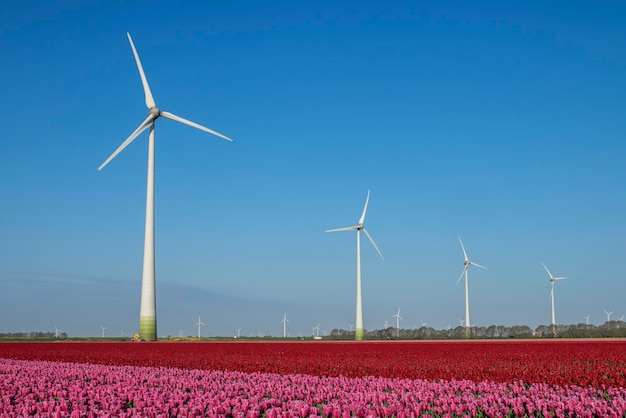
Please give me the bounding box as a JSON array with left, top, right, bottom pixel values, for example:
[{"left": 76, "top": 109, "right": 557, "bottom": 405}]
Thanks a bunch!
[
  {"left": 470, "top": 261, "right": 487, "bottom": 270},
  {"left": 127, "top": 33, "right": 156, "bottom": 109},
  {"left": 362, "top": 228, "right": 384, "bottom": 260},
  {"left": 325, "top": 226, "right": 359, "bottom": 233},
  {"left": 161, "top": 111, "right": 233, "bottom": 142},
  {"left": 98, "top": 115, "right": 153, "bottom": 170},
  {"left": 554, "top": 277, "right": 568, "bottom": 281},
  {"left": 541, "top": 262, "right": 554, "bottom": 279},
  {"left": 358, "top": 190, "right": 371, "bottom": 225},
  {"left": 458, "top": 236, "right": 469, "bottom": 262},
  {"left": 456, "top": 266, "right": 468, "bottom": 284}
]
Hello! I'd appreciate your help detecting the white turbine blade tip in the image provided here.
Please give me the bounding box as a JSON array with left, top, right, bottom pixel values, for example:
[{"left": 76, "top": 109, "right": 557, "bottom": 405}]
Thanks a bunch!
[
  {"left": 325, "top": 226, "right": 358, "bottom": 233},
  {"left": 362, "top": 228, "right": 384, "bottom": 260},
  {"left": 470, "top": 262, "right": 487, "bottom": 270},
  {"left": 161, "top": 111, "right": 233, "bottom": 142},
  {"left": 358, "top": 189, "right": 371, "bottom": 225},
  {"left": 456, "top": 267, "right": 467, "bottom": 284},
  {"left": 458, "top": 236, "right": 469, "bottom": 261},
  {"left": 127, "top": 33, "right": 156, "bottom": 109},
  {"left": 98, "top": 116, "right": 153, "bottom": 170}
]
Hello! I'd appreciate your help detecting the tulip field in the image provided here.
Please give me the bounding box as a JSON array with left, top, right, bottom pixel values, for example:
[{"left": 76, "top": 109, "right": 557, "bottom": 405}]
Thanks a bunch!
[{"left": 1, "top": 340, "right": 626, "bottom": 417}]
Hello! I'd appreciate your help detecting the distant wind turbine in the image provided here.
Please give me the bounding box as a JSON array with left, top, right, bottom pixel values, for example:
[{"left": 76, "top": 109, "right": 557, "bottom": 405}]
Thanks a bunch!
[
  {"left": 384, "top": 318, "right": 390, "bottom": 329},
  {"left": 178, "top": 329, "right": 185, "bottom": 338},
  {"left": 195, "top": 316, "right": 205, "bottom": 338},
  {"left": 458, "top": 318, "right": 465, "bottom": 327},
  {"left": 392, "top": 307, "right": 402, "bottom": 338},
  {"left": 313, "top": 323, "right": 321, "bottom": 338},
  {"left": 281, "top": 313, "right": 289, "bottom": 338},
  {"left": 542, "top": 262, "right": 567, "bottom": 336},
  {"left": 326, "top": 190, "right": 383, "bottom": 341},
  {"left": 457, "top": 237, "right": 486, "bottom": 338},
  {"left": 348, "top": 323, "right": 354, "bottom": 332},
  {"left": 604, "top": 309, "right": 614, "bottom": 325},
  {"left": 235, "top": 328, "right": 241, "bottom": 338},
  {"left": 98, "top": 33, "right": 233, "bottom": 341},
  {"left": 54, "top": 326, "right": 62, "bottom": 339},
  {"left": 420, "top": 320, "right": 428, "bottom": 328},
  {"left": 584, "top": 314, "right": 590, "bottom": 327},
  {"left": 99, "top": 325, "right": 108, "bottom": 338}
]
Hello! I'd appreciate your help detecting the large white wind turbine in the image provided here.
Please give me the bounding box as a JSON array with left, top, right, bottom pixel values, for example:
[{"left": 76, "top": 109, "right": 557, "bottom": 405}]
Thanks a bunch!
[
  {"left": 326, "top": 190, "right": 384, "bottom": 341},
  {"left": 542, "top": 262, "right": 567, "bottom": 336},
  {"left": 281, "top": 312, "right": 289, "bottom": 338},
  {"left": 457, "top": 237, "right": 486, "bottom": 338},
  {"left": 195, "top": 316, "right": 206, "bottom": 338},
  {"left": 392, "top": 307, "right": 402, "bottom": 338},
  {"left": 98, "top": 33, "right": 233, "bottom": 341}
]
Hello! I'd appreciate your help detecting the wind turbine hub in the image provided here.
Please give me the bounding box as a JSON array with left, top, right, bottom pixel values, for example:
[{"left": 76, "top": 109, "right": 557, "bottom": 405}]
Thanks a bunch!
[
  {"left": 464, "top": 261, "right": 470, "bottom": 266},
  {"left": 148, "top": 106, "right": 161, "bottom": 119}
]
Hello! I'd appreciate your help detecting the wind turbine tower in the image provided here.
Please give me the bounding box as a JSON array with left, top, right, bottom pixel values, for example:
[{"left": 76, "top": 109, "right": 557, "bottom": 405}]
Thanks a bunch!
[
  {"left": 98, "top": 33, "right": 233, "bottom": 341},
  {"left": 326, "top": 190, "right": 384, "bottom": 341},
  {"left": 100, "top": 325, "right": 108, "bottom": 338},
  {"left": 281, "top": 313, "right": 289, "bottom": 338},
  {"left": 542, "top": 262, "right": 567, "bottom": 337},
  {"left": 54, "top": 326, "right": 62, "bottom": 339},
  {"left": 457, "top": 237, "right": 486, "bottom": 338},
  {"left": 195, "top": 316, "right": 205, "bottom": 338}
]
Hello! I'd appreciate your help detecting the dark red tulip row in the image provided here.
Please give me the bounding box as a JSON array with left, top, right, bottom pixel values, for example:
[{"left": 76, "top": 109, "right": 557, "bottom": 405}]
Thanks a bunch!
[{"left": 2, "top": 340, "right": 626, "bottom": 388}]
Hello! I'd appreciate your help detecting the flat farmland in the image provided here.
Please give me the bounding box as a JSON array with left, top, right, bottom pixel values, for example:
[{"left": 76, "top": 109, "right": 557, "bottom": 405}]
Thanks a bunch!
[{"left": 1, "top": 340, "right": 625, "bottom": 387}]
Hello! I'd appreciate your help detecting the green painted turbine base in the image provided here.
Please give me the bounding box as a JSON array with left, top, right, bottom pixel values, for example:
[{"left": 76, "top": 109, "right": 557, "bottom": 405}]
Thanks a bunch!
[
  {"left": 139, "top": 316, "right": 157, "bottom": 341},
  {"left": 355, "top": 328, "right": 364, "bottom": 341}
]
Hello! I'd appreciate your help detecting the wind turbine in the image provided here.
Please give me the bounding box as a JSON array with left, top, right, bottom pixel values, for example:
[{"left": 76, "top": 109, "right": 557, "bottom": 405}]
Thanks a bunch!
[
  {"left": 281, "top": 312, "right": 289, "bottom": 338},
  {"left": 604, "top": 309, "right": 614, "bottom": 329},
  {"left": 195, "top": 316, "right": 205, "bottom": 338},
  {"left": 98, "top": 33, "right": 233, "bottom": 342},
  {"left": 313, "top": 323, "right": 321, "bottom": 338},
  {"left": 348, "top": 323, "right": 354, "bottom": 332},
  {"left": 178, "top": 329, "right": 185, "bottom": 338},
  {"left": 584, "top": 314, "right": 590, "bottom": 327},
  {"left": 235, "top": 328, "right": 241, "bottom": 338},
  {"left": 326, "top": 190, "right": 384, "bottom": 341},
  {"left": 99, "top": 325, "right": 108, "bottom": 338},
  {"left": 458, "top": 318, "right": 465, "bottom": 327},
  {"left": 457, "top": 237, "right": 486, "bottom": 338},
  {"left": 54, "top": 326, "right": 62, "bottom": 339},
  {"left": 392, "top": 307, "right": 402, "bottom": 338},
  {"left": 383, "top": 318, "right": 390, "bottom": 329},
  {"left": 419, "top": 320, "right": 428, "bottom": 328},
  {"left": 542, "top": 262, "right": 567, "bottom": 337}
]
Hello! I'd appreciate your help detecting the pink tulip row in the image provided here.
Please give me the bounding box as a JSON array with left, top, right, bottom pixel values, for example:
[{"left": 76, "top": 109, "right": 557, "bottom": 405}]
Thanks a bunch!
[{"left": 1, "top": 358, "right": 626, "bottom": 417}]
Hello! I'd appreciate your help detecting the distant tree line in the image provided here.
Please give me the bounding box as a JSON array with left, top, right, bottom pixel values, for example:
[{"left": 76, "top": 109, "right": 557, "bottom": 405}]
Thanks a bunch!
[
  {"left": 0, "top": 331, "right": 68, "bottom": 340},
  {"left": 330, "top": 321, "right": 626, "bottom": 340}
]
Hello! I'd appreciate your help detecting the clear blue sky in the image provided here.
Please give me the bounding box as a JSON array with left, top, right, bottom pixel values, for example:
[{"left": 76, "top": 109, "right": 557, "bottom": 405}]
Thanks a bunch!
[{"left": 1, "top": 1, "right": 625, "bottom": 337}]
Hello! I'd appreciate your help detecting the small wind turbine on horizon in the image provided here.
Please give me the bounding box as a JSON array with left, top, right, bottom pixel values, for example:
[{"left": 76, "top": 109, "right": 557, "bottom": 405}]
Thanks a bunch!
[
  {"left": 457, "top": 237, "right": 486, "bottom": 338},
  {"left": 392, "top": 307, "right": 402, "bottom": 338},
  {"left": 235, "top": 328, "right": 242, "bottom": 338},
  {"left": 604, "top": 309, "right": 614, "bottom": 329},
  {"left": 348, "top": 323, "right": 354, "bottom": 332},
  {"left": 584, "top": 314, "right": 590, "bottom": 327},
  {"left": 419, "top": 320, "right": 428, "bottom": 328},
  {"left": 281, "top": 313, "right": 289, "bottom": 338},
  {"left": 326, "top": 190, "right": 383, "bottom": 341},
  {"left": 98, "top": 33, "right": 233, "bottom": 342},
  {"left": 99, "top": 325, "right": 108, "bottom": 338},
  {"left": 542, "top": 262, "right": 567, "bottom": 337},
  {"left": 383, "top": 318, "right": 390, "bottom": 329},
  {"left": 312, "top": 324, "right": 321, "bottom": 338},
  {"left": 195, "top": 316, "right": 205, "bottom": 338},
  {"left": 54, "top": 326, "right": 62, "bottom": 339}
]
